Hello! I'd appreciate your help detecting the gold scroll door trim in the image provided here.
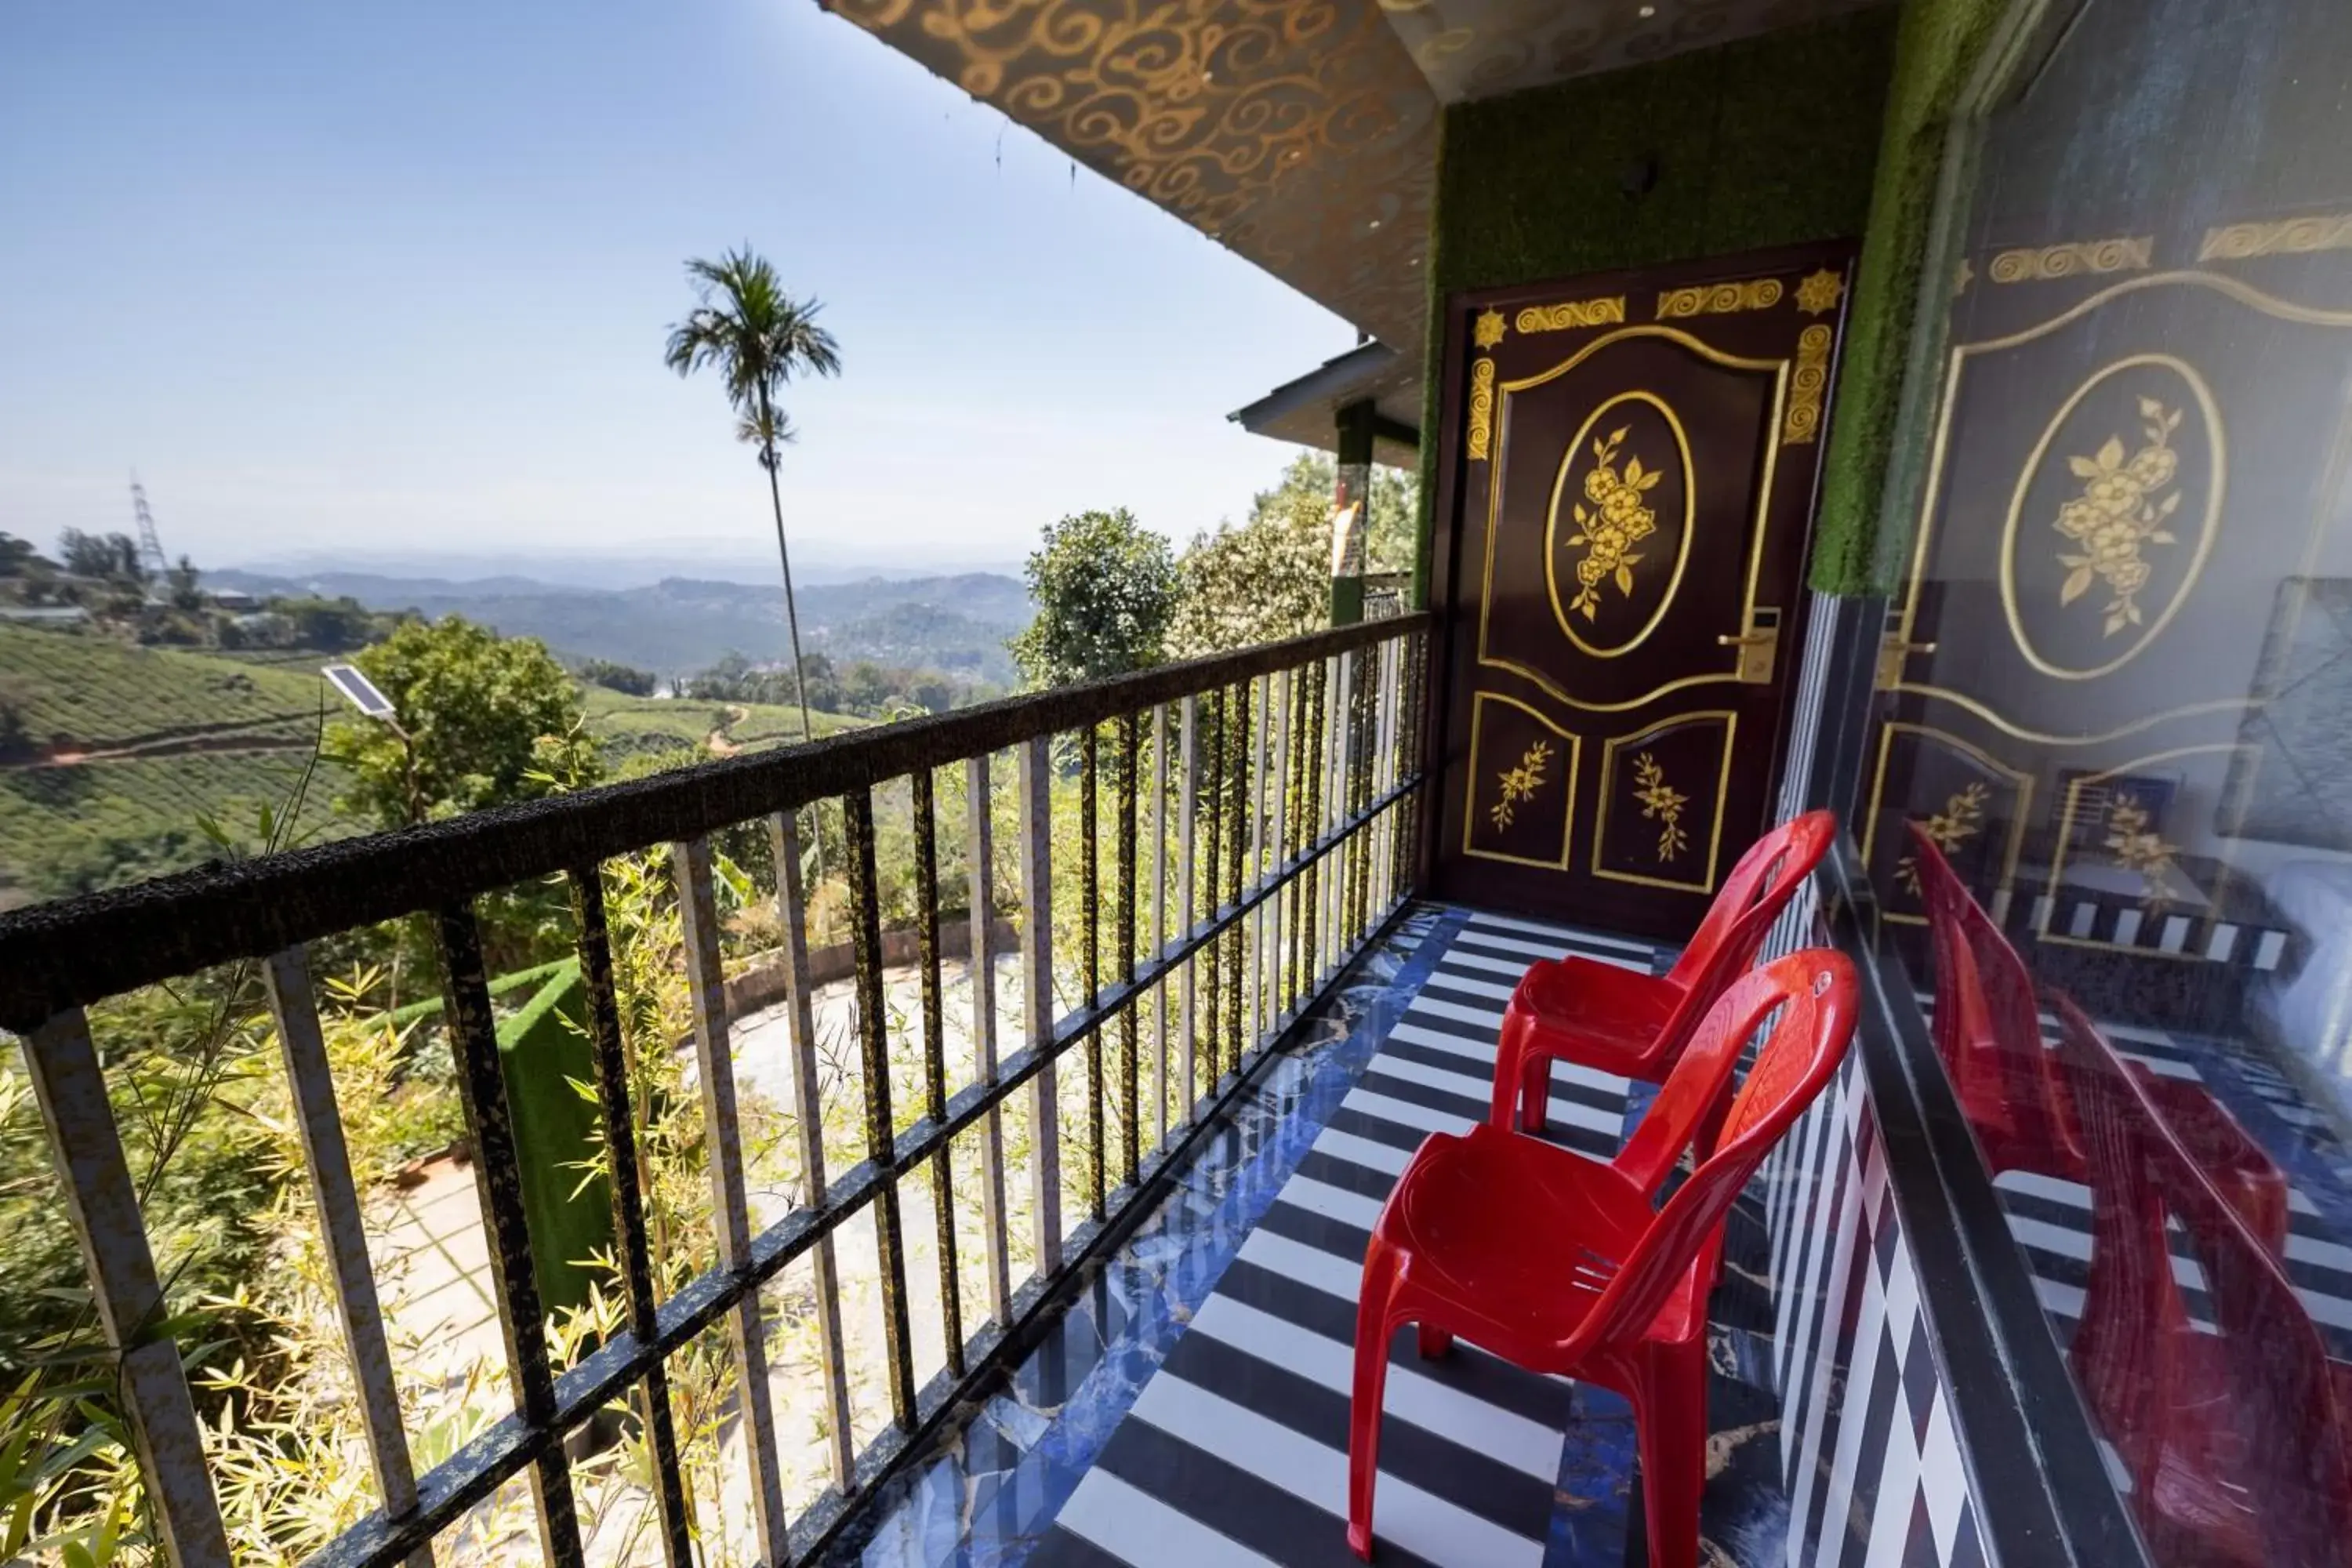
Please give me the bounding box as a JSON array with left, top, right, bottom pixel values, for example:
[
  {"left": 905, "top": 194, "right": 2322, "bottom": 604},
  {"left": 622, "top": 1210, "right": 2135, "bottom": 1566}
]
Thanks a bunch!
[{"left": 1475, "top": 325, "right": 1792, "bottom": 714}]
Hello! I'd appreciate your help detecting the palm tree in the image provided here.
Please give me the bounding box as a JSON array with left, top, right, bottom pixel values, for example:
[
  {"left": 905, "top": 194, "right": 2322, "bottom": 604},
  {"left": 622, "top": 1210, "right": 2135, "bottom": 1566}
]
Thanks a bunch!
[{"left": 665, "top": 246, "right": 841, "bottom": 744}]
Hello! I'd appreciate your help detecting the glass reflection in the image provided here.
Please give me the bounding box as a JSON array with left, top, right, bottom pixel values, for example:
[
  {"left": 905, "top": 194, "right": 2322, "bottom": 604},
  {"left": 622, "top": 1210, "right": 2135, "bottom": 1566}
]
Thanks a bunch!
[{"left": 1863, "top": 0, "right": 2352, "bottom": 1559}]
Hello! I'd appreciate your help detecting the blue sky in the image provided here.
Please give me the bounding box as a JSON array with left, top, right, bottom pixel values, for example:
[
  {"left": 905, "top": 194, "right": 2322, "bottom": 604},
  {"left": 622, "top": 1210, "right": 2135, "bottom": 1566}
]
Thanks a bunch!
[{"left": 0, "top": 0, "right": 1356, "bottom": 579}]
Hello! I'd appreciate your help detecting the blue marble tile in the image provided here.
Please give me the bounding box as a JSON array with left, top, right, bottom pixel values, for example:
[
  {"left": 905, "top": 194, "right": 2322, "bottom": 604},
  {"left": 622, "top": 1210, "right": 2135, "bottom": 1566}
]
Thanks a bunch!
[{"left": 854, "top": 906, "right": 1468, "bottom": 1568}]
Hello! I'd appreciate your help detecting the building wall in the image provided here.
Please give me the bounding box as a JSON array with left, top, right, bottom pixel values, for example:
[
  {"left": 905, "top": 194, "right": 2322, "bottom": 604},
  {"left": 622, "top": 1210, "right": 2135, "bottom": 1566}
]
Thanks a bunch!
[{"left": 1413, "top": 9, "right": 1898, "bottom": 603}]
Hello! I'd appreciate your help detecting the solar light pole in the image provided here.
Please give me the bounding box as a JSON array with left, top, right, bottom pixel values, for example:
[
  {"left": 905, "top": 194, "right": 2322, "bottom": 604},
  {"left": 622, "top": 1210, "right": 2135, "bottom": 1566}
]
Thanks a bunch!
[{"left": 322, "top": 662, "right": 427, "bottom": 826}]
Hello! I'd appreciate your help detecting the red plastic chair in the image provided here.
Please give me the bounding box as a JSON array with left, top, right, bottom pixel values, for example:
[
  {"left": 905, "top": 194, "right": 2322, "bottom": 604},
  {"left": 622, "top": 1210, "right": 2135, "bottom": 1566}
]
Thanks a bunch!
[
  {"left": 2054, "top": 996, "right": 2352, "bottom": 1566},
  {"left": 1908, "top": 826, "right": 2286, "bottom": 1250},
  {"left": 1350, "top": 949, "right": 1859, "bottom": 1567},
  {"left": 1491, "top": 810, "right": 1836, "bottom": 1135}
]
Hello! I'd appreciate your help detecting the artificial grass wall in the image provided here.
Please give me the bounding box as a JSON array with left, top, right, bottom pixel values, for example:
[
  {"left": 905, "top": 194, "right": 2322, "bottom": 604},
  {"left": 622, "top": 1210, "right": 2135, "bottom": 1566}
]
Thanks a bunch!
[
  {"left": 492, "top": 959, "right": 612, "bottom": 1317},
  {"left": 1809, "top": 0, "right": 2011, "bottom": 593},
  {"left": 1413, "top": 5, "right": 2005, "bottom": 601}
]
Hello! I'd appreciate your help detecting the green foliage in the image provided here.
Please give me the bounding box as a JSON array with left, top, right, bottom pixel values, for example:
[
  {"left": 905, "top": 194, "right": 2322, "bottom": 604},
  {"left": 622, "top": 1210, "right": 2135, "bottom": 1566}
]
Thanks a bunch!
[
  {"left": 683, "top": 650, "right": 990, "bottom": 718},
  {"left": 1166, "top": 454, "right": 1419, "bottom": 658},
  {"left": 576, "top": 656, "right": 656, "bottom": 695},
  {"left": 1008, "top": 509, "right": 1178, "bottom": 688},
  {"left": 0, "top": 622, "right": 328, "bottom": 747},
  {"left": 55, "top": 530, "right": 143, "bottom": 583},
  {"left": 321, "top": 615, "right": 602, "bottom": 829},
  {"left": 664, "top": 248, "right": 842, "bottom": 445},
  {"left": 0, "top": 751, "right": 354, "bottom": 903}
]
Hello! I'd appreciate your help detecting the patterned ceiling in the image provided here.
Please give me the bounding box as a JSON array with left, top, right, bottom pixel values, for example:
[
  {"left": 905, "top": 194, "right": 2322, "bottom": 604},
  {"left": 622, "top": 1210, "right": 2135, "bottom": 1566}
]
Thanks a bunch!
[{"left": 822, "top": 0, "right": 1883, "bottom": 357}]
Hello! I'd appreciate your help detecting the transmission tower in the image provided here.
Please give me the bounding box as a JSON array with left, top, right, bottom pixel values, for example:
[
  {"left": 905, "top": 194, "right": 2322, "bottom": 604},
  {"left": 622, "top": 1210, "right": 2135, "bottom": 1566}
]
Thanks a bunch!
[{"left": 128, "top": 474, "right": 169, "bottom": 576}]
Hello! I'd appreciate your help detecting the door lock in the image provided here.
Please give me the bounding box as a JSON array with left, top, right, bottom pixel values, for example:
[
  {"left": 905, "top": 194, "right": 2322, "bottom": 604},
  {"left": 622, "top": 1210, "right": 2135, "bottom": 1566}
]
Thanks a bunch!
[
  {"left": 1717, "top": 607, "right": 1781, "bottom": 684},
  {"left": 1875, "top": 632, "right": 1939, "bottom": 691}
]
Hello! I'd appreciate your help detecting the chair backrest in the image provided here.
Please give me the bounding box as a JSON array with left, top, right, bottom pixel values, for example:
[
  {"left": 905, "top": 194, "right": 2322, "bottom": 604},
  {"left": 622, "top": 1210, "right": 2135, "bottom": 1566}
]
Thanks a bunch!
[
  {"left": 1635, "top": 811, "right": 1837, "bottom": 1073},
  {"left": 2054, "top": 996, "right": 2352, "bottom": 1559},
  {"left": 1907, "top": 822, "right": 2078, "bottom": 1162},
  {"left": 1664, "top": 810, "right": 1836, "bottom": 995},
  {"left": 1577, "top": 949, "right": 1858, "bottom": 1352}
]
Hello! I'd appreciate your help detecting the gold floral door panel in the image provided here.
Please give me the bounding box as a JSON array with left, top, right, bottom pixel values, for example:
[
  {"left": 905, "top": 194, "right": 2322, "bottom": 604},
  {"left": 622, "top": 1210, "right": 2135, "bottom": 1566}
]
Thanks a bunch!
[
  {"left": 1430, "top": 245, "right": 1857, "bottom": 941},
  {"left": 1869, "top": 255, "right": 2352, "bottom": 958}
]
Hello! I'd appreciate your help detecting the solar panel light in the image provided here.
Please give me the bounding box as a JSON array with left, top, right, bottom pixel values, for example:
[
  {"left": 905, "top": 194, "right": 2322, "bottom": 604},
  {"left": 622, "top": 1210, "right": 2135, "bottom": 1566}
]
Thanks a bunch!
[{"left": 321, "top": 662, "right": 397, "bottom": 720}]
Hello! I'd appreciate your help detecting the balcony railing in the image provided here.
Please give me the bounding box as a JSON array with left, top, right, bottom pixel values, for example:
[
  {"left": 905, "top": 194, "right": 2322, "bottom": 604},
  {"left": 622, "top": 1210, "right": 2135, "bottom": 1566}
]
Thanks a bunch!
[{"left": 0, "top": 613, "right": 1432, "bottom": 1568}]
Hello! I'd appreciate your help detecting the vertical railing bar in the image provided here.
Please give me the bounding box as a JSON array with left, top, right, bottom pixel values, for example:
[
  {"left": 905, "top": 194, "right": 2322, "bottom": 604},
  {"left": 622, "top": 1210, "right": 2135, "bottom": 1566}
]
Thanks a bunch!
[
  {"left": 560, "top": 879, "right": 691, "bottom": 1568},
  {"left": 1377, "top": 639, "right": 1399, "bottom": 913},
  {"left": 1225, "top": 677, "right": 1250, "bottom": 1077},
  {"left": 1175, "top": 696, "right": 1199, "bottom": 1120},
  {"left": 20, "top": 1008, "right": 234, "bottom": 1568},
  {"left": 1301, "top": 659, "right": 1323, "bottom": 991},
  {"left": 434, "top": 902, "right": 586, "bottom": 1568},
  {"left": 1116, "top": 710, "right": 1141, "bottom": 1187},
  {"left": 1247, "top": 672, "right": 1268, "bottom": 1049},
  {"left": 260, "top": 948, "right": 438, "bottom": 1568},
  {"left": 673, "top": 843, "right": 790, "bottom": 1557},
  {"left": 771, "top": 808, "right": 858, "bottom": 1490},
  {"left": 962, "top": 755, "right": 1014, "bottom": 1327},
  {"left": 912, "top": 768, "right": 965, "bottom": 1380},
  {"left": 1018, "top": 735, "right": 1063, "bottom": 1274},
  {"left": 1336, "top": 648, "right": 1355, "bottom": 968},
  {"left": 1269, "top": 667, "right": 1293, "bottom": 1027},
  {"left": 1149, "top": 705, "right": 1169, "bottom": 1145},
  {"left": 1079, "top": 724, "right": 1105, "bottom": 1218},
  {"left": 1352, "top": 647, "right": 1372, "bottom": 942},
  {"left": 1285, "top": 662, "right": 1306, "bottom": 1010},
  {"left": 1200, "top": 687, "right": 1225, "bottom": 1088},
  {"left": 842, "top": 788, "right": 920, "bottom": 1432}
]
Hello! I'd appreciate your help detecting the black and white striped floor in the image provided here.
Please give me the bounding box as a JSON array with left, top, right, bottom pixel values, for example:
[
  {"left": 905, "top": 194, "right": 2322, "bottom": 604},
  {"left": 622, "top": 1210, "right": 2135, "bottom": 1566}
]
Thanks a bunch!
[
  {"left": 1029, "top": 912, "right": 1668, "bottom": 1568},
  {"left": 1940, "top": 1006, "right": 2352, "bottom": 1357}
]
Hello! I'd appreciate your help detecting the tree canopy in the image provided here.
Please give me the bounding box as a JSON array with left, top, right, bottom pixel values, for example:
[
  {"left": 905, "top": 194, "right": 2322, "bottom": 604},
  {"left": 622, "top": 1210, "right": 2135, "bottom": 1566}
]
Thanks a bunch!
[
  {"left": 322, "top": 615, "right": 601, "bottom": 829},
  {"left": 1008, "top": 508, "right": 1179, "bottom": 688},
  {"left": 1166, "top": 454, "right": 1418, "bottom": 658}
]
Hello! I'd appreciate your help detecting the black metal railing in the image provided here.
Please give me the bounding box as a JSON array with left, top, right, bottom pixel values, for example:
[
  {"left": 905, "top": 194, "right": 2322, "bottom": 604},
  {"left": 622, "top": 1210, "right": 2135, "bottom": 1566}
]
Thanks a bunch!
[{"left": 1, "top": 614, "right": 1432, "bottom": 1568}]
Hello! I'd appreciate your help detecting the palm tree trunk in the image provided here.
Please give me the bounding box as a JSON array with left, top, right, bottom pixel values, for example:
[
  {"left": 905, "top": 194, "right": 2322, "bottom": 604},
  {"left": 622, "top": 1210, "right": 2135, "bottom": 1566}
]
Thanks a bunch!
[{"left": 757, "top": 387, "right": 818, "bottom": 747}]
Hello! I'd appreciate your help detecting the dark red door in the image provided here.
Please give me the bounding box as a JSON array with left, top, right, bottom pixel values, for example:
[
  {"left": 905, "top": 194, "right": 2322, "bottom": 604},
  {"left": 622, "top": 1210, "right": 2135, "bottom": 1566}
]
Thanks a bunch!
[{"left": 1426, "top": 244, "right": 1856, "bottom": 942}]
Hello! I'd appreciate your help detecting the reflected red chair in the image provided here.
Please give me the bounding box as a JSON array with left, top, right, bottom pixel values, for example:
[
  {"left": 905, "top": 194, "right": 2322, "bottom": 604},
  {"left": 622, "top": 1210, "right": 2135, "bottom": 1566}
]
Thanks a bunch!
[
  {"left": 2055, "top": 996, "right": 2352, "bottom": 1566},
  {"left": 1907, "top": 825, "right": 2286, "bottom": 1250},
  {"left": 1351, "top": 950, "right": 1859, "bottom": 1567},
  {"left": 1492, "top": 809, "right": 1836, "bottom": 1135}
]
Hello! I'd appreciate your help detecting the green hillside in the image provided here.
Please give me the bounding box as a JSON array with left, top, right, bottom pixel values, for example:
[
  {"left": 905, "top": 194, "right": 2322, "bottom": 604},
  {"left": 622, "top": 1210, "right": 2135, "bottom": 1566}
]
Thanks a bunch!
[
  {"left": 0, "top": 622, "right": 332, "bottom": 752},
  {"left": 580, "top": 688, "right": 862, "bottom": 769},
  {"left": 0, "top": 626, "right": 869, "bottom": 909}
]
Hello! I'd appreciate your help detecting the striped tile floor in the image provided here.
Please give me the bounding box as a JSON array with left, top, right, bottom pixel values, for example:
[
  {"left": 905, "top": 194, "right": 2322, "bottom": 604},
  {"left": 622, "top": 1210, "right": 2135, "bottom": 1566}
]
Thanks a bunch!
[
  {"left": 1915, "top": 1000, "right": 2352, "bottom": 1356},
  {"left": 1029, "top": 912, "right": 1671, "bottom": 1568}
]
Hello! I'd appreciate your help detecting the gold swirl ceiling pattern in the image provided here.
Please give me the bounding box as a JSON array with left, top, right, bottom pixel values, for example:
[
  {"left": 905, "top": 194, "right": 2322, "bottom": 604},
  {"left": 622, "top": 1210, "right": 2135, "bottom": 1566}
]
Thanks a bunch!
[
  {"left": 826, "top": 0, "right": 1439, "bottom": 347},
  {"left": 823, "top": 1, "right": 1891, "bottom": 354}
]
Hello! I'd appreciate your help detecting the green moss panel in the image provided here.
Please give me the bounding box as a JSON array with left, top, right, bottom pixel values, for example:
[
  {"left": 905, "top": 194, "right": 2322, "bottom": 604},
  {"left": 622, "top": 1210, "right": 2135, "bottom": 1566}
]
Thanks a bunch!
[
  {"left": 495, "top": 959, "right": 612, "bottom": 1317},
  {"left": 1810, "top": 0, "right": 2010, "bottom": 593},
  {"left": 1415, "top": 11, "right": 1898, "bottom": 606}
]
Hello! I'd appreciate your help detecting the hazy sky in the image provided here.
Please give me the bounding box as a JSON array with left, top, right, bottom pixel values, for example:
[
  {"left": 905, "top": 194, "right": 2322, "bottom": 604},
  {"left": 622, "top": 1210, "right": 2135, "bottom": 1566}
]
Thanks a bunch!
[{"left": 0, "top": 0, "right": 1357, "bottom": 578}]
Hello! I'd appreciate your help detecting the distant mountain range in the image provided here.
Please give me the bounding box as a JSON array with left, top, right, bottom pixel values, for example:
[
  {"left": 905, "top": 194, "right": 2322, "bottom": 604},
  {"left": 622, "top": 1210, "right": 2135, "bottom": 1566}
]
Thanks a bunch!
[{"left": 208, "top": 568, "right": 1033, "bottom": 682}]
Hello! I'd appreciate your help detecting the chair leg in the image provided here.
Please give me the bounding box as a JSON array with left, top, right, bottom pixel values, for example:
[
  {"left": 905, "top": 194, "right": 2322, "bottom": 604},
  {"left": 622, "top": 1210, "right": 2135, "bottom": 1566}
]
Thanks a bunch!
[
  {"left": 1518, "top": 1050, "right": 1552, "bottom": 1134},
  {"left": 1491, "top": 1014, "right": 1528, "bottom": 1131},
  {"left": 1349, "top": 1244, "right": 1401, "bottom": 1560},
  {"left": 1417, "top": 1324, "right": 1454, "bottom": 1359},
  {"left": 1628, "top": 1337, "right": 1711, "bottom": 1568}
]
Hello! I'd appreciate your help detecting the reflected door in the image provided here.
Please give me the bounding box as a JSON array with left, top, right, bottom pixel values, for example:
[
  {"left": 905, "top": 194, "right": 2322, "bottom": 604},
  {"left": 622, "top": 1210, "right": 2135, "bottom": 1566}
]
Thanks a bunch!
[
  {"left": 1428, "top": 245, "right": 1856, "bottom": 941},
  {"left": 1867, "top": 253, "right": 2352, "bottom": 1013}
]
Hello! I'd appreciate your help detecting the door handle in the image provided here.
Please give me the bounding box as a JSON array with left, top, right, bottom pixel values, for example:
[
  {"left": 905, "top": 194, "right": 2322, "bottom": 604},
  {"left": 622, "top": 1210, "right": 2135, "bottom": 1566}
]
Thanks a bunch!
[
  {"left": 1716, "top": 608, "right": 1781, "bottom": 684},
  {"left": 1875, "top": 633, "right": 1939, "bottom": 691}
]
